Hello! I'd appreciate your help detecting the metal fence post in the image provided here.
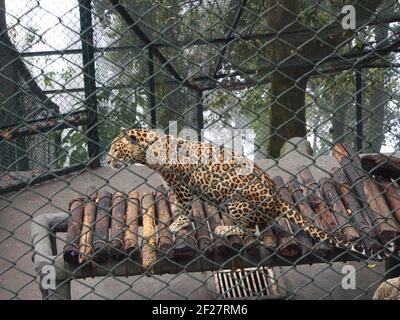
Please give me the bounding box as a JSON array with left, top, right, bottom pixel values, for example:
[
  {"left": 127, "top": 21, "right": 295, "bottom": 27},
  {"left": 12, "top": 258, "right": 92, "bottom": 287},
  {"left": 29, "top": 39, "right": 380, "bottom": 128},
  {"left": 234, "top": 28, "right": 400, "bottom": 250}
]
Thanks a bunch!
[
  {"left": 196, "top": 90, "right": 203, "bottom": 140},
  {"left": 148, "top": 48, "right": 157, "bottom": 128},
  {"left": 355, "top": 70, "right": 363, "bottom": 152},
  {"left": 79, "top": 0, "right": 100, "bottom": 168}
]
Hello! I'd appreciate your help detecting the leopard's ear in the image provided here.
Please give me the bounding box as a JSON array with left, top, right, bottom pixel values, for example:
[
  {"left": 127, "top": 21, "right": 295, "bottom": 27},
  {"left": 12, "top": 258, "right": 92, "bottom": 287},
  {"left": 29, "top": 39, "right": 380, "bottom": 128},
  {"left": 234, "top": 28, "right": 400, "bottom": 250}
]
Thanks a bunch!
[
  {"left": 120, "top": 127, "right": 131, "bottom": 143},
  {"left": 122, "top": 136, "right": 130, "bottom": 144},
  {"left": 120, "top": 127, "right": 128, "bottom": 137}
]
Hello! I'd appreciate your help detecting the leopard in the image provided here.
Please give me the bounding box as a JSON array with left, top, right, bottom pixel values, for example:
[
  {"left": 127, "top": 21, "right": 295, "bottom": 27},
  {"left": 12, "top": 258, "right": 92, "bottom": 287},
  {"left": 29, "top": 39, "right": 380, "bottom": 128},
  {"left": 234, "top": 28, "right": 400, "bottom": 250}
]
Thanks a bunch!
[{"left": 106, "top": 128, "right": 394, "bottom": 260}]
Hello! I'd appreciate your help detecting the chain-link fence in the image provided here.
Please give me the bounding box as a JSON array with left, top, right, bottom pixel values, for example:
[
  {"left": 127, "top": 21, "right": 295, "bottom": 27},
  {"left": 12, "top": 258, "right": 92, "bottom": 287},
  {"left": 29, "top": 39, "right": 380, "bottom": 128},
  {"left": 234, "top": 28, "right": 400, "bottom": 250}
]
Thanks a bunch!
[{"left": 1, "top": 0, "right": 400, "bottom": 300}]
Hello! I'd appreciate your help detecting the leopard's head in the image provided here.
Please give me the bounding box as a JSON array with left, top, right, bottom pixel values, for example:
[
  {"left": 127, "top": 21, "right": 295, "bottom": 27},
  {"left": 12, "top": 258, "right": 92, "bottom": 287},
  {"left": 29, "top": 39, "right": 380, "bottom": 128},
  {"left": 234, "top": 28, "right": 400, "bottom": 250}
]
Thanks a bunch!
[{"left": 106, "top": 128, "right": 154, "bottom": 168}]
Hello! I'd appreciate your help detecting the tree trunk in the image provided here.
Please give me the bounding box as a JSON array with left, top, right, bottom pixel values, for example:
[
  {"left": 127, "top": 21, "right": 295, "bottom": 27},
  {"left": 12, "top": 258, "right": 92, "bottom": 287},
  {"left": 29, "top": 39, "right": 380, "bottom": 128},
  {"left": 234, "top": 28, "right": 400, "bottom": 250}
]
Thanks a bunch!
[
  {"left": 367, "top": 77, "right": 386, "bottom": 153},
  {"left": 331, "top": 91, "right": 352, "bottom": 144},
  {"left": 268, "top": 70, "right": 309, "bottom": 158},
  {"left": 266, "top": 0, "right": 309, "bottom": 158},
  {"left": 265, "top": 0, "right": 383, "bottom": 158},
  {"left": 366, "top": 23, "right": 389, "bottom": 153}
]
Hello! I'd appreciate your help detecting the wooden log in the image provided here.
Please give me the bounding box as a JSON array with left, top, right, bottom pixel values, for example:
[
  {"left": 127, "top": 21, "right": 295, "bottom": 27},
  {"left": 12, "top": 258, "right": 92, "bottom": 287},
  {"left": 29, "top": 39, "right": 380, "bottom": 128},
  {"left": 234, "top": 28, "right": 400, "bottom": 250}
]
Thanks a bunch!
[
  {"left": 333, "top": 143, "right": 400, "bottom": 247},
  {"left": 361, "top": 179, "right": 400, "bottom": 244},
  {"left": 361, "top": 154, "right": 400, "bottom": 180},
  {"left": 92, "top": 190, "right": 112, "bottom": 263},
  {"left": 109, "top": 192, "right": 127, "bottom": 261},
  {"left": 204, "top": 203, "right": 233, "bottom": 258},
  {"left": 191, "top": 199, "right": 213, "bottom": 258},
  {"left": 375, "top": 176, "right": 400, "bottom": 225},
  {"left": 287, "top": 178, "right": 332, "bottom": 258},
  {"left": 269, "top": 222, "right": 301, "bottom": 258},
  {"left": 141, "top": 192, "right": 157, "bottom": 271},
  {"left": 124, "top": 191, "right": 140, "bottom": 259},
  {"left": 167, "top": 191, "right": 197, "bottom": 260},
  {"left": 220, "top": 209, "right": 244, "bottom": 253},
  {"left": 273, "top": 176, "right": 312, "bottom": 257},
  {"left": 267, "top": 177, "right": 301, "bottom": 258},
  {"left": 63, "top": 197, "right": 85, "bottom": 264},
  {"left": 154, "top": 185, "right": 174, "bottom": 257},
  {"left": 298, "top": 167, "right": 339, "bottom": 234},
  {"left": 363, "top": 180, "right": 396, "bottom": 227},
  {"left": 288, "top": 179, "right": 332, "bottom": 259},
  {"left": 320, "top": 177, "right": 360, "bottom": 242},
  {"left": 332, "top": 168, "right": 383, "bottom": 252},
  {"left": 260, "top": 223, "right": 278, "bottom": 255},
  {"left": 78, "top": 186, "right": 98, "bottom": 264},
  {"left": 242, "top": 231, "right": 260, "bottom": 262}
]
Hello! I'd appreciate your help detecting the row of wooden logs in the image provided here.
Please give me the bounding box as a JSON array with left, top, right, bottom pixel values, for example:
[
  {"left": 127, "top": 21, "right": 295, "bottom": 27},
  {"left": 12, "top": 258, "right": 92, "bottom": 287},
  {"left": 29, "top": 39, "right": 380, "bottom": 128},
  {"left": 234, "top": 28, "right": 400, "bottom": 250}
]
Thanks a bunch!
[
  {"left": 64, "top": 186, "right": 173, "bottom": 266},
  {"left": 63, "top": 143, "right": 400, "bottom": 269},
  {"left": 63, "top": 185, "right": 263, "bottom": 268}
]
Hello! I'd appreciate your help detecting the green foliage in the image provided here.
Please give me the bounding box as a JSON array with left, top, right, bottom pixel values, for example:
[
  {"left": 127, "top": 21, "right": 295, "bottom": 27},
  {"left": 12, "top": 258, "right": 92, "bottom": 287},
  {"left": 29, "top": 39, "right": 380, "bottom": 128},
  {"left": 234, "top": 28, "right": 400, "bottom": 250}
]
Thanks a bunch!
[
  {"left": 96, "top": 87, "right": 143, "bottom": 154},
  {"left": 43, "top": 71, "right": 56, "bottom": 88},
  {"left": 306, "top": 65, "right": 398, "bottom": 155},
  {"left": 57, "top": 129, "right": 88, "bottom": 167},
  {"left": 24, "top": 26, "right": 39, "bottom": 47},
  {"left": 207, "top": 85, "right": 271, "bottom": 155}
]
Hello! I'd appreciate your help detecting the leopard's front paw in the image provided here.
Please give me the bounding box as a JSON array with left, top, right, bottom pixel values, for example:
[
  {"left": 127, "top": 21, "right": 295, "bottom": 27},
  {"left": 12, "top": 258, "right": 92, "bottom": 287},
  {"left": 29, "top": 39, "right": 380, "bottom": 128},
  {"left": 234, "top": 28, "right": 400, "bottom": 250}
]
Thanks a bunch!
[
  {"left": 214, "top": 225, "right": 228, "bottom": 237},
  {"left": 169, "top": 214, "right": 189, "bottom": 233},
  {"left": 214, "top": 225, "right": 245, "bottom": 237}
]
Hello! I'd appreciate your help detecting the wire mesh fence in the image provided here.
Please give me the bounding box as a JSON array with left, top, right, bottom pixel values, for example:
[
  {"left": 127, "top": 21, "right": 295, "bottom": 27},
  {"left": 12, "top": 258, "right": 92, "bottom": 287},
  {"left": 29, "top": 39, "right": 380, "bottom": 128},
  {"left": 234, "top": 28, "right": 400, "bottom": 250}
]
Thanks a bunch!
[{"left": 1, "top": 0, "right": 400, "bottom": 300}]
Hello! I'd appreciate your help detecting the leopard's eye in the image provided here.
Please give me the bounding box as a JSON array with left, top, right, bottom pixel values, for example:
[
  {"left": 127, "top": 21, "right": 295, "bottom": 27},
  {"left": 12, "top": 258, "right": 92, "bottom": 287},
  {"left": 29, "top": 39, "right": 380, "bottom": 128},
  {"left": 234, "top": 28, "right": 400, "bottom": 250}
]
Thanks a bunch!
[{"left": 129, "top": 134, "right": 138, "bottom": 143}]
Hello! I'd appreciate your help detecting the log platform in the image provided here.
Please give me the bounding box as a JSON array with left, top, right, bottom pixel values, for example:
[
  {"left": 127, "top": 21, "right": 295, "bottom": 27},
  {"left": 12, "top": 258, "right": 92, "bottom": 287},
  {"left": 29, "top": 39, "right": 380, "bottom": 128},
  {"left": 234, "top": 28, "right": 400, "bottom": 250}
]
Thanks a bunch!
[{"left": 60, "top": 153, "right": 400, "bottom": 274}]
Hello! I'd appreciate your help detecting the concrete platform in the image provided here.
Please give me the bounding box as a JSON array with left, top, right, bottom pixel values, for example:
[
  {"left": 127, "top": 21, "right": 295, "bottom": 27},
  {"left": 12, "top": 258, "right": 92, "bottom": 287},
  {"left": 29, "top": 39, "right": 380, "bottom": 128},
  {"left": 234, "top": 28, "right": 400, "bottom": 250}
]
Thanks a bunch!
[{"left": 0, "top": 151, "right": 389, "bottom": 299}]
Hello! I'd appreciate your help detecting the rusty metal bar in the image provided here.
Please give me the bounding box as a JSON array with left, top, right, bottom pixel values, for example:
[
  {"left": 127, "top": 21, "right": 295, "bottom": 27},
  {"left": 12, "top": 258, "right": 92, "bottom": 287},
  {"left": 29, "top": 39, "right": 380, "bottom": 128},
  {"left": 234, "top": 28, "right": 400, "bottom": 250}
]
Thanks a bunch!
[{"left": 0, "top": 111, "right": 88, "bottom": 140}]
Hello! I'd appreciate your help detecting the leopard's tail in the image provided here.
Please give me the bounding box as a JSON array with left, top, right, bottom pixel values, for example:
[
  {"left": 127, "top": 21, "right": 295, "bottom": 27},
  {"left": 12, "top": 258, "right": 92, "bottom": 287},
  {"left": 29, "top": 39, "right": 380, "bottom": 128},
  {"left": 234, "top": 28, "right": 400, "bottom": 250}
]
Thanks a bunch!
[{"left": 285, "top": 208, "right": 392, "bottom": 261}]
